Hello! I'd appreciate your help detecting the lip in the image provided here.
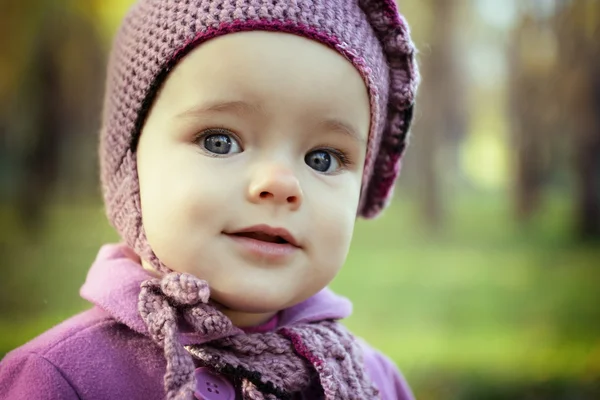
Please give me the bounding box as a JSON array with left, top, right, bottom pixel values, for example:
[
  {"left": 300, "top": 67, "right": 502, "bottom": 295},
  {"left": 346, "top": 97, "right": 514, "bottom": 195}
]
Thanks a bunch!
[
  {"left": 227, "top": 224, "right": 300, "bottom": 248},
  {"left": 223, "top": 224, "right": 301, "bottom": 261}
]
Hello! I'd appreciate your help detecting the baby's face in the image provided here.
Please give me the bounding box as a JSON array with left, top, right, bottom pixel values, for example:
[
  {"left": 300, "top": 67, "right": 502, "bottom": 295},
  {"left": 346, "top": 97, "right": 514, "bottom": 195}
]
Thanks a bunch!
[{"left": 137, "top": 31, "right": 370, "bottom": 323}]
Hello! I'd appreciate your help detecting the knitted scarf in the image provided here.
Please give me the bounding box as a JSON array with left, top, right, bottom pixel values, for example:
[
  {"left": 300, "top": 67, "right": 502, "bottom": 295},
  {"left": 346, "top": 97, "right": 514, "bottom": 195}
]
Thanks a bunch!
[{"left": 138, "top": 273, "right": 379, "bottom": 400}]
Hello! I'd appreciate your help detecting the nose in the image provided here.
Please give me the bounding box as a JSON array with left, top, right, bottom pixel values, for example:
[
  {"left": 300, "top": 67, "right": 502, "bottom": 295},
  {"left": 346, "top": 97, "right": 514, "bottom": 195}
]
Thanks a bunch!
[{"left": 248, "top": 164, "right": 303, "bottom": 210}]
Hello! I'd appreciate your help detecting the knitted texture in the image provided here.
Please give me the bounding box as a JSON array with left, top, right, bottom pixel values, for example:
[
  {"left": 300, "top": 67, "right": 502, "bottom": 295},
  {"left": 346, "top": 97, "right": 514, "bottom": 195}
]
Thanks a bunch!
[
  {"left": 139, "top": 273, "right": 379, "bottom": 399},
  {"left": 99, "top": 0, "right": 419, "bottom": 270}
]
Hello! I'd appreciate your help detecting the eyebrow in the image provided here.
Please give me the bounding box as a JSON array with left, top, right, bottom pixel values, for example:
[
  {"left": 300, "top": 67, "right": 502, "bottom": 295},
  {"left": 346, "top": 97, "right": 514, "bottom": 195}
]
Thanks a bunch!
[
  {"left": 176, "top": 100, "right": 265, "bottom": 119},
  {"left": 319, "top": 118, "right": 366, "bottom": 145}
]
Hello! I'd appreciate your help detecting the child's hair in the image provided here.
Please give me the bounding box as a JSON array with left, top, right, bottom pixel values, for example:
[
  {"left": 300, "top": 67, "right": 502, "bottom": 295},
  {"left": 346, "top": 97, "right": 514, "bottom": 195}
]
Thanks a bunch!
[{"left": 99, "top": 0, "right": 419, "bottom": 273}]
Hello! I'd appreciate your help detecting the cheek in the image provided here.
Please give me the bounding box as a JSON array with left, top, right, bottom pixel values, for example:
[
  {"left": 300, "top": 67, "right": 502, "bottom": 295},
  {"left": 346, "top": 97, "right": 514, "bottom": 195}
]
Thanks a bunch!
[
  {"left": 137, "top": 146, "right": 237, "bottom": 268},
  {"left": 309, "top": 178, "right": 360, "bottom": 277}
]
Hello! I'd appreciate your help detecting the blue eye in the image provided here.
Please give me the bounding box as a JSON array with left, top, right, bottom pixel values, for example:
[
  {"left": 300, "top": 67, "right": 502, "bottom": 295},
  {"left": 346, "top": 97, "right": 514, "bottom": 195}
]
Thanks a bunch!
[
  {"left": 305, "top": 150, "right": 341, "bottom": 173},
  {"left": 201, "top": 131, "right": 242, "bottom": 155}
]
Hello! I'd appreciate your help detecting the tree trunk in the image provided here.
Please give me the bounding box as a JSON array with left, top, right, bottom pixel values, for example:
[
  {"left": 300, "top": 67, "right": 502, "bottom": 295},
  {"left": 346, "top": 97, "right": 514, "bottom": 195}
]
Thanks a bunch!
[
  {"left": 410, "top": 0, "right": 462, "bottom": 229},
  {"left": 507, "top": 15, "right": 549, "bottom": 222},
  {"left": 573, "top": 73, "right": 600, "bottom": 239},
  {"left": 552, "top": 1, "right": 600, "bottom": 239}
]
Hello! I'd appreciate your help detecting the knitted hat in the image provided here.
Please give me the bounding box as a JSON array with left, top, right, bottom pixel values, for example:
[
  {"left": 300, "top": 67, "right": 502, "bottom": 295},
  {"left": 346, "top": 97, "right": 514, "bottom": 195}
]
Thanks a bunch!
[{"left": 100, "top": 0, "right": 419, "bottom": 267}]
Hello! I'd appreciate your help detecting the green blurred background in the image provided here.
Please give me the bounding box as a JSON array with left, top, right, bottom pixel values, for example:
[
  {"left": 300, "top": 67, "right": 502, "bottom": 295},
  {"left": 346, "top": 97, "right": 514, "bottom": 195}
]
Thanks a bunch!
[{"left": 1, "top": 0, "right": 599, "bottom": 399}]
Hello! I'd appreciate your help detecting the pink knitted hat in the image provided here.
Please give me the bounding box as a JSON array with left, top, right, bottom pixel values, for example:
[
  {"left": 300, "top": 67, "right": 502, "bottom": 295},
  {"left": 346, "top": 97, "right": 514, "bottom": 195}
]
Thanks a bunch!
[{"left": 100, "top": 0, "right": 419, "bottom": 268}]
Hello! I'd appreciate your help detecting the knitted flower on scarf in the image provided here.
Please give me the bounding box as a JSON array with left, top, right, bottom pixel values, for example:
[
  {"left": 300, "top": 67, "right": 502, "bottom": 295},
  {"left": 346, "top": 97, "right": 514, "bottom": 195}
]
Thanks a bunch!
[{"left": 139, "top": 273, "right": 379, "bottom": 399}]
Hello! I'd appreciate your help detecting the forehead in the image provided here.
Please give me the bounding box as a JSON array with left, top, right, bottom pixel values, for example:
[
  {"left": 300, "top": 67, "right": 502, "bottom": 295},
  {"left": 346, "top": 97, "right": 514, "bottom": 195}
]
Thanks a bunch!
[{"left": 157, "top": 31, "right": 370, "bottom": 133}]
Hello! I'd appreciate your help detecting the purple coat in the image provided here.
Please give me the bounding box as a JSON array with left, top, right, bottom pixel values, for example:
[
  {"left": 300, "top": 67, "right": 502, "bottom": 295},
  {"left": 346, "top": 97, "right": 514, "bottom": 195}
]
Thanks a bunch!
[{"left": 0, "top": 244, "right": 413, "bottom": 399}]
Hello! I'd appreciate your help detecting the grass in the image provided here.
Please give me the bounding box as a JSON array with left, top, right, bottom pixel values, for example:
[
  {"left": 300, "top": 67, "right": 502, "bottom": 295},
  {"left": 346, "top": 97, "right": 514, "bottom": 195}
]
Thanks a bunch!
[{"left": 1, "top": 192, "right": 599, "bottom": 398}]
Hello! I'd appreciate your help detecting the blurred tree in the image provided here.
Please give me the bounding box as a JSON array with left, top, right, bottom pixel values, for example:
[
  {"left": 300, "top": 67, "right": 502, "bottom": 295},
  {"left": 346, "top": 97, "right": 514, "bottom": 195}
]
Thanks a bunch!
[
  {"left": 408, "top": 0, "right": 466, "bottom": 229},
  {"left": 508, "top": 1, "right": 600, "bottom": 238},
  {"left": 18, "top": 31, "right": 63, "bottom": 233},
  {"left": 552, "top": 1, "right": 600, "bottom": 239},
  {"left": 0, "top": 0, "right": 42, "bottom": 202},
  {"left": 1, "top": 2, "right": 105, "bottom": 233},
  {"left": 507, "top": 14, "right": 555, "bottom": 221}
]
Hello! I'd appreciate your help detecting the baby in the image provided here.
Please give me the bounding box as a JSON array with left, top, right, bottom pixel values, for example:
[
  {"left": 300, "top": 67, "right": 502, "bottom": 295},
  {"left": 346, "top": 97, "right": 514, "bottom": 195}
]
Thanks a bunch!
[{"left": 0, "top": 0, "right": 419, "bottom": 399}]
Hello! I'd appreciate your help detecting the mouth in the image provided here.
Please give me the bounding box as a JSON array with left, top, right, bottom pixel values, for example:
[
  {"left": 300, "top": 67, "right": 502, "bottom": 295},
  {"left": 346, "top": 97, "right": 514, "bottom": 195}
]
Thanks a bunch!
[{"left": 225, "top": 224, "right": 300, "bottom": 248}]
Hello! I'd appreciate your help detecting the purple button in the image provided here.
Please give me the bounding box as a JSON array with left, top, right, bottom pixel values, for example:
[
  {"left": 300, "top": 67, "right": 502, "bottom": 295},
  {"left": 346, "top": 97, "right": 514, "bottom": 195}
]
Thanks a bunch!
[{"left": 194, "top": 367, "right": 235, "bottom": 400}]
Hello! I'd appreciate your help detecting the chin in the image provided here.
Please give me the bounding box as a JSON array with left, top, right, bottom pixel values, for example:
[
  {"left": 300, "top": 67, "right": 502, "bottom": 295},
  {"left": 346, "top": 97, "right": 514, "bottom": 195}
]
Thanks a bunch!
[
  {"left": 213, "top": 293, "right": 290, "bottom": 314},
  {"left": 219, "top": 300, "right": 280, "bottom": 315},
  {"left": 210, "top": 285, "right": 303, "bottom": 314}
]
